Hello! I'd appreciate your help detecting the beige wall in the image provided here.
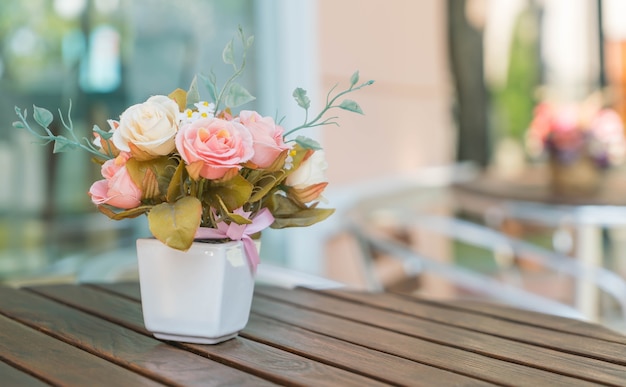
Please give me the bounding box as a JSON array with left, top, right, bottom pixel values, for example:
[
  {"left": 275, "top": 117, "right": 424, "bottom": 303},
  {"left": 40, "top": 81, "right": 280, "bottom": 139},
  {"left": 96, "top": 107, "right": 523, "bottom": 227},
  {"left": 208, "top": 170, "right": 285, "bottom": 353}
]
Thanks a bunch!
[
  {"left": 317, "top": 0, "right": 456, "bottom": 287},
  {"left": 318, "top": 0, "right": 455, "bottom": 186}
]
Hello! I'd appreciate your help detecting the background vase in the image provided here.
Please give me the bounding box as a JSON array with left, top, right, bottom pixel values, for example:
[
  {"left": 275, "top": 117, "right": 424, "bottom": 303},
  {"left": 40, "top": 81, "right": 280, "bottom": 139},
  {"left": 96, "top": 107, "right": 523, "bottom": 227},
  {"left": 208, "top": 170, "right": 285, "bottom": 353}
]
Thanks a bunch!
[
  {"left": 549, "top": 156, "right": 603, "bottom": 197},
  {"left": 136, "top": 238, "right": 255, "bottom": 344}
]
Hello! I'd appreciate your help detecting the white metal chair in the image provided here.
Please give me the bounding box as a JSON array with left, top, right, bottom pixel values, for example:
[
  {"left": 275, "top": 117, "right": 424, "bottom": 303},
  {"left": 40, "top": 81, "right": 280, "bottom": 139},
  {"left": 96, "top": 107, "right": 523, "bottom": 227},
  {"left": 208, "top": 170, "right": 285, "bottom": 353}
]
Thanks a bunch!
[{"left": 347, "top": 211, "right": 626, "bottom": 326}]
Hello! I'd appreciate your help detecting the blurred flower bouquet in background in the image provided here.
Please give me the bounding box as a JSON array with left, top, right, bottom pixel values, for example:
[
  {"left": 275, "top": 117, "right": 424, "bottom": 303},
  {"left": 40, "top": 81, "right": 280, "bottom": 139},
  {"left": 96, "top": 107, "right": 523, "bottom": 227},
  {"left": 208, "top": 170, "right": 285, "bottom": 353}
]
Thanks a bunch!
[
  {"left": 13, "top": 28, "right": 374, "bottom": 266},
  {"left": 525, "top": 96, "right": 626, "bottom": 195}
]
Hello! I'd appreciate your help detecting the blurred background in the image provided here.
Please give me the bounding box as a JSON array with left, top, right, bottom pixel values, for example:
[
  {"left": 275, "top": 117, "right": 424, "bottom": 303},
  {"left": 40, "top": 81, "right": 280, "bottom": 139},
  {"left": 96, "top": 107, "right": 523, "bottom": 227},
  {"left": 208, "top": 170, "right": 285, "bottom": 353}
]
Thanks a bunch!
[{"left": 2, "top": 0, "right": 626, "bottom": 328}]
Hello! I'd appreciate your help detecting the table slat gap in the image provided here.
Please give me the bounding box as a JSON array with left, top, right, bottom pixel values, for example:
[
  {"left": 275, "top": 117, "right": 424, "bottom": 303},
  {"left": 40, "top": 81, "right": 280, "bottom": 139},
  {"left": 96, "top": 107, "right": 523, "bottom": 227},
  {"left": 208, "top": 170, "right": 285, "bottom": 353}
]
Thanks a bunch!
[
  {"left": 259, "top": 286, "right": 626, "bottom": 365},
  {"left": 0, "top": 314, "right": 166, "bottom": 386},
  {"left": 250, "top": 295, "right": 610, "bottom": 386},
  {"left": 22, "top": 284, "right": 387, "bottom": 387},
  {"left": 252, "top": 288, "right": 626, "bottom": 384},
  {"left": 388, "top": 290, "right": 626, "bottom": 342},
  {"left": 173, "top": 337, "right": 390, "bottom": 387},
  {"left": 0, "top": 356, "right": 61, "bottom": 386},
  {"left": 3, "top": 286, "right": 275, "bottom": 387},
  {"left": 242, "top": 313, "right": 496, "bottom": 386},
  {"left": 86, "top": 282, "right": 142, "bottom": 302},
  {"left": 310, "top": 287, "right": 626, "bottom": 358},
  {"left": 5, "top": 282, "right": 623, "bottom": 386}
]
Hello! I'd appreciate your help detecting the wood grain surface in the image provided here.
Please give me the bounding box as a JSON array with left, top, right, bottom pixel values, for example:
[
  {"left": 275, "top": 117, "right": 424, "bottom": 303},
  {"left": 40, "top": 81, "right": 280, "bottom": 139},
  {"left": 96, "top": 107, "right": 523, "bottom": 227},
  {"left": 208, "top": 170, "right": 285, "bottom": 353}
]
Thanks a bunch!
[{"left": 0, "top": 282, "right": 624, "bottom": 386}]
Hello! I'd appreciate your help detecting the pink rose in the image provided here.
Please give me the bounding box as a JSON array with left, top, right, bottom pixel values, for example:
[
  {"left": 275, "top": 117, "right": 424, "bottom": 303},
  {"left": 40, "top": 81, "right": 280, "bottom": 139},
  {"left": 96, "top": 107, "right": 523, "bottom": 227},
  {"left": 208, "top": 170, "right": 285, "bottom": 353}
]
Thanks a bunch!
[
  {"left": 89, "top": 153, "right": 142, "bottom": 209},
  {"left": 175, "top": 117, "right": 254, "bottom": 180},
  {"left": 237, "top": 110, "right": 289, "bottom": 168}
]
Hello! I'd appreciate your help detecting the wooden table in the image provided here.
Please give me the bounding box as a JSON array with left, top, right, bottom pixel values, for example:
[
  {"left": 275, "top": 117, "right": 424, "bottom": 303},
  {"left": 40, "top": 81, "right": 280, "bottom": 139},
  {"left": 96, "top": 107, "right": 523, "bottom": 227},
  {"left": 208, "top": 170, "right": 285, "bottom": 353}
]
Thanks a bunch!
[{"left": 1, "top": 282, "right": 626, "bottom": 386}]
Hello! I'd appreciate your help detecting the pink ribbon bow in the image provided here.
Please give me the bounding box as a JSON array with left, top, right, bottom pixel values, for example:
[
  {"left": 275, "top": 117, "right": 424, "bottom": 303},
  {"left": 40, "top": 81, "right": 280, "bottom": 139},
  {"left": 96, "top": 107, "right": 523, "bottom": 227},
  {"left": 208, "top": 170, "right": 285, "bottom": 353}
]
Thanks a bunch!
[{"left": 194, "top": 208, "right": 275, "bottom": 273}]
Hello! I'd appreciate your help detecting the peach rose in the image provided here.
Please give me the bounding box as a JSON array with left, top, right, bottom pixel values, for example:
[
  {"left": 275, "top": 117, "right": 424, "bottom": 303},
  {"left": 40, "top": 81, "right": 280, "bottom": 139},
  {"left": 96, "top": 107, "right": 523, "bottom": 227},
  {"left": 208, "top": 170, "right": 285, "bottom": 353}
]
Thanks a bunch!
[
  {"left": 89, "top": 152, "right": 142, "bottom": 209},
  {"left": 112, "top": 95, "right": 179, "bottom": 160},
  {"left": 286, "top": 150, "right": 329, "bottom": 202},
  {"left": 175, "top": 117, "right": 254, "bottom": 180},
  {"left": 236, "top": 110, "right": 289, "bottom": 168}
]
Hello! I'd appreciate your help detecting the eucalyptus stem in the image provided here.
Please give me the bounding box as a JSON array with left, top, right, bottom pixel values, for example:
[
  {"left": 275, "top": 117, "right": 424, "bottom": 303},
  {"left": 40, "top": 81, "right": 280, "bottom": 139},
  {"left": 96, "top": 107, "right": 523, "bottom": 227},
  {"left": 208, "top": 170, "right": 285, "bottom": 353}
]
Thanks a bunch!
[
  {"left": 14, "top": 107, "right": 109, "bottom": 160},
  {"left": 283, "top": 80, "right": 374, "bottom": 138},
  {"left": 214, "top": 63, "right": 245, "bottom": 113},
  {"left": 214, "top": 28, "right": 250, "bottom": 113}
]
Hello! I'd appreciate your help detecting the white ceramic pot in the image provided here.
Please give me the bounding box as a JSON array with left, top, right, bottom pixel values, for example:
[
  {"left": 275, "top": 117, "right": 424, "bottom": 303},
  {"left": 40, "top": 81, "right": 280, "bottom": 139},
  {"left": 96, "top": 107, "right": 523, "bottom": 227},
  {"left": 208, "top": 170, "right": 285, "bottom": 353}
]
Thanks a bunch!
[{"left": 136, "top": 238, "right": 256, "bottom": 344}]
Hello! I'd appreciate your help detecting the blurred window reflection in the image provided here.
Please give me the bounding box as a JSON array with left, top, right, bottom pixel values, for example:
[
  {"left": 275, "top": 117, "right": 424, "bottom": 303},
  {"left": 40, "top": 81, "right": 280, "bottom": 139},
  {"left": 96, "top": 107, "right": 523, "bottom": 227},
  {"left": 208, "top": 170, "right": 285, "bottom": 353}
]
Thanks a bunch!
[{"left": 0, "top": 0, "right": 255, "bottom": 282}]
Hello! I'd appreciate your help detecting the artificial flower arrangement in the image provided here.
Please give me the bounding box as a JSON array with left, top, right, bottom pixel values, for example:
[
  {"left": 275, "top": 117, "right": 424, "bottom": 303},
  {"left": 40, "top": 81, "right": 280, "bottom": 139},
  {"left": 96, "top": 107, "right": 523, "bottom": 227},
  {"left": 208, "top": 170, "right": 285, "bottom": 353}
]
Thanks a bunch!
[
  {"left": 13, "top": 28, "right": 373, "bottom": 270},
  {"left": 525, "top": 97, "right": 626, "bottom": 169}
]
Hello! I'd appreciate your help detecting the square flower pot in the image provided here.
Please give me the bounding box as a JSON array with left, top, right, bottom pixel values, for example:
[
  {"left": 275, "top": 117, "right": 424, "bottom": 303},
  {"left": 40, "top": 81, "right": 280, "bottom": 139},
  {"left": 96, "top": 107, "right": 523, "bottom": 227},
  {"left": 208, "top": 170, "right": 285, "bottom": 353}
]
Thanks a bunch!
[{"left": 136, "top": 238, "right": 255, "bottom": 344}]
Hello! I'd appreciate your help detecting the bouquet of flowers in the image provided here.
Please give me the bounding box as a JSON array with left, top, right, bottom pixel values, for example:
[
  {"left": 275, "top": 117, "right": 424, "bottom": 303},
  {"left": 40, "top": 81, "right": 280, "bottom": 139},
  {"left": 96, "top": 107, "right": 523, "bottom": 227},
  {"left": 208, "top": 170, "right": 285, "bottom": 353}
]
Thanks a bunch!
[
  {"left": 525, "top": 99, "right": 626, "bottom": 168},
  {"left": 13, "top": 28, "right": 373, "bottom": 269}
]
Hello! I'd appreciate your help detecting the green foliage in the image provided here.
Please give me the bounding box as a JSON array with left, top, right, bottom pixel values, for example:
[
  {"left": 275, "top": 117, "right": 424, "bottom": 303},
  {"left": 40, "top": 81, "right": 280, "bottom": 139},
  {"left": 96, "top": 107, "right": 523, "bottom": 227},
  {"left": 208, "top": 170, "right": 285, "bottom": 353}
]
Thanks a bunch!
[
  {"left": 148, "top": 197, "right": 203, "bottom": 251},
  {"left": 267, "top": 194, "right": 334, "bottom": 228},
  {"left": 33, "top": 106, "right": 53, "bottom": 128},
  {"left": 491, "top": 5, "right": 541, "bottom": 142},
  {"left": 295, "top": 136, "right": 322, "bottom": 151},
  {"left": 338, "top": 100, "right": 363, "bottom": 114},
  {"left": 13, "top": 103, "right": 111, "bottom": 160},
  {"left": 204, "top": 26, "right": 256, "bottom": 112},
  {"left": 224, "top": 82, "right": 255, "bottom": 108},
  {"left": 203, "top": 175, "right": 253, "bottom": 213},
  {"left": 293, "top": 88, "right": 311, "bottom": 109},
  {"left": 284, "top": 71, "right": 374, "bottom": 138}
]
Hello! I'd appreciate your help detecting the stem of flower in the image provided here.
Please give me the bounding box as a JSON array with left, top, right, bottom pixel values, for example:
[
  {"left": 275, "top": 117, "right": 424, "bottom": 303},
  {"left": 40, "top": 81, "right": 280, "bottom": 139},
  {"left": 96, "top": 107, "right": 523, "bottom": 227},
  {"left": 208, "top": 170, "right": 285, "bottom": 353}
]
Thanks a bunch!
[{"left": 283, "top": 80, "right": 373, "bottom": 138}]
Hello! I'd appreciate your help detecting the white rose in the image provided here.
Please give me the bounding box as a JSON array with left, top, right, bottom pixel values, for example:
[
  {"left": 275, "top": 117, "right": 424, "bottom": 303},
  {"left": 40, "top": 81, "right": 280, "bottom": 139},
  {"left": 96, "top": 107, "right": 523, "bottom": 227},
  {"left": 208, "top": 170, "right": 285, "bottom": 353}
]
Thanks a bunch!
[
  {"left": 286, "top": 150, "right": 328, "bottom": 188},
  {"left": 112, "top": 95, "right": 179, "bottom": 159}
]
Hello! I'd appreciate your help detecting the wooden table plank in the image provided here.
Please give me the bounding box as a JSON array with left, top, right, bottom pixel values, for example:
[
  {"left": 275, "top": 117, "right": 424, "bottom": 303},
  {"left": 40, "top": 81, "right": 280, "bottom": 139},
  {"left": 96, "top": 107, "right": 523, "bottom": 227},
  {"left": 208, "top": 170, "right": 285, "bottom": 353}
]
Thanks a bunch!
[
  {"left": 441, "top": 297, "right": 626, "bottom": 341},
  {"left": 255, "top": 286, "right": 626, "bottom": 368},
  {"left": 319, "top": 287, "right": 626, "bottom": 348},
  {"left": 0, "top": 286, "right": 274, "bottom": 387},
  {"left": 55, "top": 284, "right": 495, "bottom": 385},
  {"left": 6, "top": 282, "right": 623, "bottom": 386},
  {"left": 89, "top": 282, "right": 141, "bottom": 301},
  {"left": 0, "top": 315, "right": 162, "bottom": 386},
  {"left": 25, "top": 284, "right": 389, "bottom": 387},
  {"left": 253, "top": 286, "right": 624, "bottom": 386},
  {"left": 243, "top": 313, "right": 495, "bottom": 386},
  {"left": 96, "top": 282, "right": 626, "bottom": 385},
  {"left": 0, "top": 359, "right": 54, "bottom": 387}
]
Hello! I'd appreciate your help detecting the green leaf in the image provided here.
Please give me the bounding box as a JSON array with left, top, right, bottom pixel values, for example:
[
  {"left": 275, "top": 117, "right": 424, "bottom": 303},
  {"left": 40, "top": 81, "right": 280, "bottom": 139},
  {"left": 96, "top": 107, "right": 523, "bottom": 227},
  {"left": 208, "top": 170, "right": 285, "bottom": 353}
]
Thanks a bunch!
[
  {"left": 246, "top": 35, "right": 255, "bottom": 49},
  {"left": 267, "top": 195, "right": 334, "bottom": 228},
  {"left": 212, "top": 195, "right": 252, "bottom": 225},
  {"left": 271, "top": 207, "right": 335, "bottom": 228},
  {"left": 186, "top": 76, "right": 200, "bottom": 108},
  {"left": 148, "top": 197, "right": 203, "bottom": 251},
  {"left": 350, "top": 71, "right": 359, "bottom": 86},
  {"left": 97, "top": 204, "right": 152, "bottom": 220},
  {"left": 126, "top": 156, "right": 177, "bottom": 200},
  {"left": 224, "top": 83, "right": 255, "bottom": 108},
  {"left": 249, "top": 171, "right": 285, "bottom": 203},
  {"left": 204, "top": 174, "right": 253, "bottom": 211},
  {"left": 292, "top": 87, "right": 311, "bottom": 109},
  {"left": 93, "top": 125, "right": 112, "bottom": 140},
  {"left": 295, "top": 136, "right": 322, "bottom": 150},
  {"left": 222, "top": 38, "right": 235, "bottom": 65},
  {"left": 12, "top": 121, "right": 25, "bottom": 129},
  {"left": 338, "top": 99, "right": 364, "bottom": 114},
  {"left": 166, "top": 161, "right": 186, "bottom": 202},
  {"left": 33, "top": 105, "right": 53, "bottom": 128},
  {"left": 53, "top": 136, "right": 79, "bottom": 153},
  {"left": 199, "top": 73, "right": 218, "bottom": 102}
]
